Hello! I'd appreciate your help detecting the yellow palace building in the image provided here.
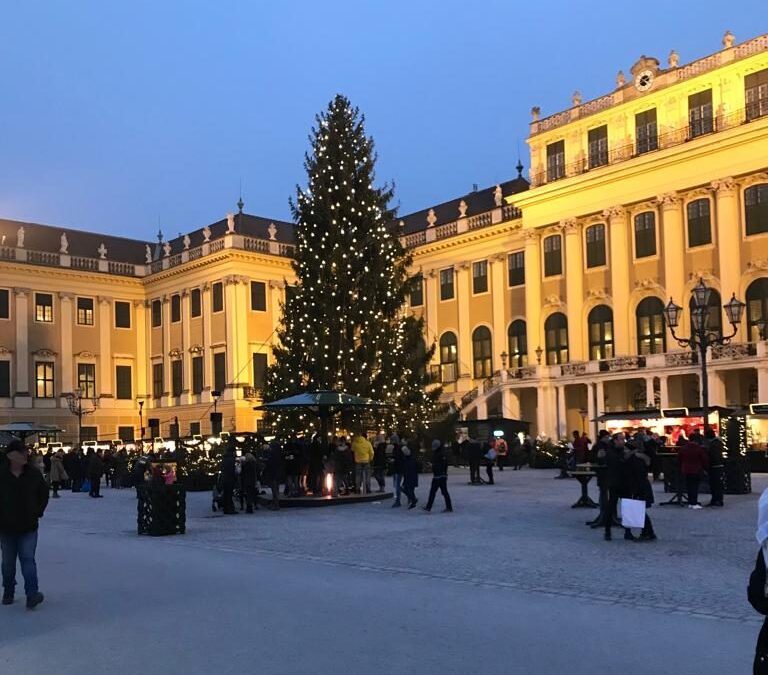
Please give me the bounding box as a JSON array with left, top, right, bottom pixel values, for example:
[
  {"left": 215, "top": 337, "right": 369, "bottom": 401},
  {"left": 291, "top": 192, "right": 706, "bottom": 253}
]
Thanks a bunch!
[{"left": 0, "top": 30, "right": 767, "bottom": 444}]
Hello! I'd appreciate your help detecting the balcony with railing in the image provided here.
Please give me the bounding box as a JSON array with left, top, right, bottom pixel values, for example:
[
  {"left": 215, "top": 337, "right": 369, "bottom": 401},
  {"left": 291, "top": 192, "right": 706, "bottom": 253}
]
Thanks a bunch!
[{"left": 531, "top": 106, "right": 767, "bottom": 187}]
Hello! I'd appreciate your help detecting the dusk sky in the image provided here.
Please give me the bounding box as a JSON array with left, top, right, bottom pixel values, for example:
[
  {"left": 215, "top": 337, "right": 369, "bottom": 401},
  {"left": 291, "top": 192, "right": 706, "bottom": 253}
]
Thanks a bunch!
[{"left": 0, "top": 2, "right": 764, "bottom": 240}]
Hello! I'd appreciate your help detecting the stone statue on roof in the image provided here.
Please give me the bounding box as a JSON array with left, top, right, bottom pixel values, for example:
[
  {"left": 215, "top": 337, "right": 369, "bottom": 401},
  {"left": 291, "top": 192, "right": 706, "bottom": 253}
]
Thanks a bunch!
[
  {"left": 163, "top": 241, "right": 171, "bottom": 258},
  {"left": 59, "top": 232, "right": 68, "bottom": 254},
  {"left": 458, "top": 200, "right": 468, "bottom": 218},
  {"left": 226, "top": 213, "right": 235, "bottom": 234},
  {"left": 494, "top": 185, "right": 503, "bottom": 207},
  {"left": 427, "top": 208, "right": 437, "bottom": 228},
  {"left": 97, "top": 243, "right": 107, "bottom": 259},
  {"left": 145, "top": 244, "right": 152, "bottom": 264},
  {"left": 183, "top": 234, "right": 191, "bottom": 250},
  {"left": 203, "top": 225, "right": 211, "bottom": 242},
  {"left": 267, "top": 223, "right": 277, "bottom": 241},
  {"left": 16, "top": 226, "right": 25, "bottom": 248}
]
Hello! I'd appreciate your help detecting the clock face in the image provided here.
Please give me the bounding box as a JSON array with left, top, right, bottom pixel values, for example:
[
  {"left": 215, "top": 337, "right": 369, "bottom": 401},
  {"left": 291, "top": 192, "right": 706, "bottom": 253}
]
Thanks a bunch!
[{"left": 635, "top": 69, "right": 654, "bottom": 92}]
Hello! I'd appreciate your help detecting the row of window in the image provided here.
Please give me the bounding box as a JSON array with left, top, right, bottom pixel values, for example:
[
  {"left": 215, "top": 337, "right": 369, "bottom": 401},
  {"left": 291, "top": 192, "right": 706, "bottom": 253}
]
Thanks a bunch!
[
  {"left": 545, "top": 70, "right": 768, "bottom": 181},
  {"left": 0, "top": 292, "right": 135, "bottom": 327},
  {"left": 409, "top": 185, "right": 768, "bottom": 303},
  {"left": 433, "top": 278, "right": 768, "bottom": 379},
  {"left": 149, "top": 281, "right": 268, "bottom": 328}
]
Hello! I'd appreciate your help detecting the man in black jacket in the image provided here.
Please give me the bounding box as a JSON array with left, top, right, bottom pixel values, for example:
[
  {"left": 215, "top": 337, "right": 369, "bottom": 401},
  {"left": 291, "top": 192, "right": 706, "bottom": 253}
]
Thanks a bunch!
[
  {"left": 0, "top": 440, "right": 48, "bottom": 609},
  {"left": 704, "top": 428, "right": 726, "bottom": 507},
  {"left": 219, "top": 445, "right": 237, "bottom": 514},
  {"left": 424, "top": 440, "right": 453, "bottom": 512}
]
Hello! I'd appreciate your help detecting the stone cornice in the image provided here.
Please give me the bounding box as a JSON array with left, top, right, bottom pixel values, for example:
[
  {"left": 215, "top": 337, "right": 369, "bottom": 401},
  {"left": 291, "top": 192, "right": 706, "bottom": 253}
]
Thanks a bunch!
[{"left": 410, "top": 220, "right": 525, "bottom": 259}]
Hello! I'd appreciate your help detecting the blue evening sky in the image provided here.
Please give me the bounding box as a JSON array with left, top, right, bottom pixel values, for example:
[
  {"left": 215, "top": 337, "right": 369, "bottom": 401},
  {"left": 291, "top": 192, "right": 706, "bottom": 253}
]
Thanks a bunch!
[{"left": 0, "top": 2, "right": 763, "bottom": 239}]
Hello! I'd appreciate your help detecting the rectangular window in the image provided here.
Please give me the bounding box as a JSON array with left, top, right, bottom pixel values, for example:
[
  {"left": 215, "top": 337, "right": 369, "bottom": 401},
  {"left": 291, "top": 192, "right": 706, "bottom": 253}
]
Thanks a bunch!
[
  {"left": 212, "top": 282, "right": 224, "bottom": 313},
  {"left": 118, "top": 426, "right": 135, "bottom": 442},
  {"left": 688, "top": 89, "right": 713, "bottom": 138},
  {"left": 35, "top": 362, "right": 54, "bottom": 398},
  {"left": 77, "top": 363, "right": 96, "bottom": 399},
  {"left": 588, "top": 125, "right": 608, "bottom": 169},
  {"left": 686, "top": 199, "right": 712, "bottom": 247},
  {"left": 213, "top": 352, "right": 226, "bottom": 393},
  {"left": 472, "top": 261, "right": 488, "bottom": 294},
  {"left": 36, "top": 293, "right": 54, "bottom": 323},
  {"left": 439, "top": 268, "right": 454, "bottom": 300},
  {"left": 635, "top": 109, "right": 658, "bottom": 155},
  {"left": 253, "top": 353, "right": 268, "bottom": 392},
  {"left": 546, "top": 140, "right": 566, "bottom": 181},
  {"left": 151, "top": 300, "right": 162, "bottom": 328},
  {"left": 507, "top": 251, "right": 525, "bottom": 287},
  {"left": 250, "top": 281, "right": 267, "bottom": 311},
  {"left": 634, "top": 212, "right": 657, "bottom": 258},
  {"left": 0, "top": 289, "right": 8, "bottom": 319},
  {"left": 543, "top": 235, "right": 562, "bottom": 277},
  {"left": 746, "top": 68, "right": 768, "bottom": 121},
  {"left": 746, "top": 185, "right": 768, "bottom": 236},
  {"left": 171, "top": 294, "right": 181, "bottom": 323},
  {"left": 152, "top": 363, "right": 163, "bottom": 399},
  {"left": 0, "top": 361, "right": 9, "bottom": 397},
  {"left": 189, "top": 422, "right": 201, "bottom": 436},
  {"left": 409, "top": 275, "right": 424, "bottom": 307},
  {"left": 115, "top": 365, "right": 132, "bottom": 400},
  {"left": 585, "top": 224, "right": 607, "bottom": 268},
  {"left": 192, "top": 356, "right": 204, "bottom": 395},
  {"left": 171, "top": 360, "right": 183, "bottom": 397},
  {"left": 80, "top": 426, "right": 98, "bottom": 442},
  {"left": 76, "top": 297, "right": 93, "bottom": 326},
  {"left": 190, "top": 288, "right": 202, "bottom": 318},
  {"left": 114, "top": 301, "right": 131, "bottom": 329}
]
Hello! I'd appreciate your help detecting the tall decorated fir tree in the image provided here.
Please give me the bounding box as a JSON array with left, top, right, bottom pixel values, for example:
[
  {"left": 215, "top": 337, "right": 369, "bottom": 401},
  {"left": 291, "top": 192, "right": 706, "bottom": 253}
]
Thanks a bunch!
[{"left": 265, "top": 95, "right": 440, "bottom": 435}]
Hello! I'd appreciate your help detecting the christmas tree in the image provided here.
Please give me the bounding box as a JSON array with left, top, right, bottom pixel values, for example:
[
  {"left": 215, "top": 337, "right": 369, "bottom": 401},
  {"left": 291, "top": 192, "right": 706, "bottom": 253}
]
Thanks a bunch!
[{"left": 265, "top": 94, "right": 440, "bottom": 435}]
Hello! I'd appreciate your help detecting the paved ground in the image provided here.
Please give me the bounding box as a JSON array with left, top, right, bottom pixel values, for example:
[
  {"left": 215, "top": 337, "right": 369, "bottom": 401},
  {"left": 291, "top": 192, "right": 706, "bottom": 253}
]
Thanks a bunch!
[{"left": 0, "top": 468, "right": 764, "bottom": 674}]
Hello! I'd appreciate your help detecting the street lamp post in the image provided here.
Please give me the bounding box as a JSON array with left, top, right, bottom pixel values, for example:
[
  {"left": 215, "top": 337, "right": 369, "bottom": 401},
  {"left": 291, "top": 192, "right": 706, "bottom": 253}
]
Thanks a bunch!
[
  {"left": 65, "top": 387, "right": 100, "bottom": 448},
  {"left": 137, "top": 398, "right": 145, "bottom": 442},
  {"left": 663, "top": 279, "right": 745, "bottom": 431}
]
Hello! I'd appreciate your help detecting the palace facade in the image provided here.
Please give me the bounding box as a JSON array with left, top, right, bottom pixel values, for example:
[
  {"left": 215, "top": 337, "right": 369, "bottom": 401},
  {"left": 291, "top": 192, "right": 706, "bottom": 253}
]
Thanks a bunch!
[{"left": 1, "top": 30, "right": 768, "bottom": 443}]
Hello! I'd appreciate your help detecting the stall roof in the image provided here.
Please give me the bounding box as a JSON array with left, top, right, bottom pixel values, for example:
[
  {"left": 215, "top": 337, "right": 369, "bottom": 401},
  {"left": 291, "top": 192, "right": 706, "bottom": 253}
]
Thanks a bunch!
[{"left": 595, "top": 406, "right": 734, "bottom": 422}]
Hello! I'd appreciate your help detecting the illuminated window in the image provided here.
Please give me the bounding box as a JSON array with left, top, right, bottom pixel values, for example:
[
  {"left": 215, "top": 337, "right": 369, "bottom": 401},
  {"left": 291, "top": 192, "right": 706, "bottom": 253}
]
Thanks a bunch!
[
  {"left": 77, "top": 363, "right": 96, "bottom": 399},
  {"left": 636, "top": 297, "right": 666, "bottom": 355},
  {"left": 746, "top": 278, "right": 768, "bottom": 341},
  {"left": 76, "top": 297, "right": 93, "bottom": 325},
  {"left": 545, "top": 313, "right": 568, "bottom": 365},
  {"left": 588, "top": 305, "right": 614, "bottom": 360},
  {"left": 439, "top": 332, "right": 458, "bottom": 383},
  {"left": 36, "top": 293, "right": 54, "bottom": 323},
  {"left": 472, "top": 326, "right": 492, "bottom": 379},
  {"left": 507, "top": 320, "right": 528, "bottom": 367},
  {"left": 35, "top": 362, "right": 55, "bottom": 399}
]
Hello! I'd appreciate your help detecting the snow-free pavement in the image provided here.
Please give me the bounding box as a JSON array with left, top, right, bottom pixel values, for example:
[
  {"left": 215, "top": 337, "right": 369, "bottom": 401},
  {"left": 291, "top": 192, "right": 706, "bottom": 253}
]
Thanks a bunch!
[{"left": 0, "top": 468, "right": 763, "bottom": 674}]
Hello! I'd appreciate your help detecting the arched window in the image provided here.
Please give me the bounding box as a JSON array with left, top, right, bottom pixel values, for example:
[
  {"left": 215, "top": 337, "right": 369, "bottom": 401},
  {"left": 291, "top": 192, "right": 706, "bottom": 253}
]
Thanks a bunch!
[
  {"left": 439, "top": 332, "right": 458, "bottom": 383},
  {"left": 746, "top": 278, "right": 768, "bottom": 341},
  {"left": 745, "top": 184, "right": 768, "bottom": 236},
  {"left": 507, "top": 320, "right": 528, "bottom": 368},
  {"left": 588, "top": 305, "right": 614, "bottom": 360},
  {"left": 689, "top": 289, "right": 721, "bottom": 339},
  {"left": 686, "top": 198, "right": 712, "bottom": 247},
  {"left": 634, "top": 211, "right": 657, "bottom": 258},
  {"left": 472, "top": 326, "right": 493, "bottom": 379},
  {"left": 636, "top": 297, "right": 666, "bottom": 355},
  {"left": 544, "top": 313, "right": 568, "bottom": 365}
]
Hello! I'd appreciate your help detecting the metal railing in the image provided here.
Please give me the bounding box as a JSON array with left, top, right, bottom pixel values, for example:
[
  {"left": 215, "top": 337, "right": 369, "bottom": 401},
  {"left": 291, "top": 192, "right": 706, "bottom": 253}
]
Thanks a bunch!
[{"left": 531, "top": 106, "right": 767, "bottom": 187}]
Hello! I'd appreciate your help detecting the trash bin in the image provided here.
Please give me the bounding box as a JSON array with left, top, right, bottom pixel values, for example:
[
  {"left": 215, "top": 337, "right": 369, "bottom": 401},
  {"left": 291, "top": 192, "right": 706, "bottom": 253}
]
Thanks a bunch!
[{"left": 137, "top": 483, "right": 186, "bottom": 535}]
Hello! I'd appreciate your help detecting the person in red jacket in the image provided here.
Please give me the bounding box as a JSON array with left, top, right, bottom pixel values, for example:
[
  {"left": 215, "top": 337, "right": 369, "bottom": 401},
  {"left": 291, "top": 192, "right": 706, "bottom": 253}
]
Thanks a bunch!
[{"left": 677, "top": 438, "right": 709, "bottom": 509}]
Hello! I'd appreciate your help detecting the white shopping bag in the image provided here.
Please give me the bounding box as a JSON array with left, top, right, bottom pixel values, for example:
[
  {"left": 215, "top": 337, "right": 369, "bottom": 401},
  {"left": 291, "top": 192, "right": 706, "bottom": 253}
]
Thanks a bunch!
[{"left": 620, "top": 498, "right": 646, "bottom": 529}]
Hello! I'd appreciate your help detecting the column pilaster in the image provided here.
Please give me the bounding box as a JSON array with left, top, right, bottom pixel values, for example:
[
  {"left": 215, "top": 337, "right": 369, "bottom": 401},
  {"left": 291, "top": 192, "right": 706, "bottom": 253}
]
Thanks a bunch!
[
  {"left": 181, "top": 290, "right": 192, "bottom": 405},
  {"left": 425, "top": 271, "right": 439, "bottom": 366},
  {"left": 161, "top": 295, "right": 171, "bottom": 406},
  {"left": 658, "top": 192, "right": 686, "bottom": 336},
  {"left": 98, "top": 296, "right": 113, "bottom": 400},
  {"left": 563, "top": 219, "right": 584, "bottom": 361},
  {"left": 456, "top": 263, "right": 472, "bottom": 385},
  {"left": 59, "top": 293, "right": 74, "bottom": 395},
  {"left": 135, "top": 300, "right": 148, "bottom": 399},
  {"left": 523, "top": 230, "right": 542, "bottom": 363},
  {"left": 711, "top": 177, "right": 743, "bottom": 339},
  {"left": 13, "top": 288, "right": 31, "bottom": 402},
  {"left": 604, "top": 206, "right": 631, "bottom": 355},
  {"left": 659, "top": 376, "right": 670, "bottom": 409},
  {"left": 490, "top": 254, "right": 507, "bottom": 367},
  {"left": 202, "top": 284, "right": 213, "bottom": 402}
]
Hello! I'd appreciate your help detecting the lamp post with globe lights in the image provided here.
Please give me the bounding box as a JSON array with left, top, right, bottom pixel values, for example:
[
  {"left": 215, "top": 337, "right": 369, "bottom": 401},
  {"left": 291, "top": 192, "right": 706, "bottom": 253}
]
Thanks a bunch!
[
  {"left": 663, "top": 279, "right": 746, "bottom": 431},
  {"left": 65, "top": 387, "right": 100, "bottom": 449}
]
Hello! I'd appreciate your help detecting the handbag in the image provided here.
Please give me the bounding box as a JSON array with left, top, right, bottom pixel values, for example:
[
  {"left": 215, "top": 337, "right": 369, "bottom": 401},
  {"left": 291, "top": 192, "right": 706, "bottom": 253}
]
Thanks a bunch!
[
  {"left": 81, "top": 478, "right": 91, "bottom": 493},
  {"left": 620, "top": 498, "right": 646, "bottom": 529}
]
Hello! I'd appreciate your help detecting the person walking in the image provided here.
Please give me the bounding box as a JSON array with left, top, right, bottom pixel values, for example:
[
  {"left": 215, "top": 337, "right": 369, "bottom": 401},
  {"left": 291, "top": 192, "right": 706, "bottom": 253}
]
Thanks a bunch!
[
  {"left": 462, "top": 436, "right": 482, "bottom": 484},
  {"left": 573, "top": 430, "right": 591, "bottom": 466},
  {"left": 484, "top": 438, "right": 496, "bottom": 485},
  {"left": 704, "top": 428, "right": 725, "bottom": 507},
  {"left": 88, "top": 449, "right": 104, "bottom": 498},
  {"left": 749, "top": 487, "right": 768, "bottom": 672},
  {"left": 621, "top": 443, "right": 657, "bottom": 541},
  {"left": 678, "top": 436, "right": 708, "bottom": 509},
  {"left": 589, "top": 430, "right": 612, "bottom": 529},
  {"left": 401, "top": 441, "right": 419, "bottom": 509},
  {"left": 240, "top": 452, "right": 259, "bottom": 513},
  {"left": 0, "top": 440, "right": 48, "bottom": 609},
  {"left": 48, "top": 450, "right": 68, "bottom": 498},
  {"left": 219, "top": 445, "right": 237, "bottom": 514},
  {"left": 351, "top": 432, "right": 373, "bottom": 494},
  {"left": 423, "top": 439, "right": 453, "bottom": 513},
  {"left": 390, "top": 434, "right": 404, "bottom": 507},
  {"left": 602, "top": 434, "right": 626, "bottom": 541},
  {"left": 495, "top": 434, "right": 508, "bottom": 471}
]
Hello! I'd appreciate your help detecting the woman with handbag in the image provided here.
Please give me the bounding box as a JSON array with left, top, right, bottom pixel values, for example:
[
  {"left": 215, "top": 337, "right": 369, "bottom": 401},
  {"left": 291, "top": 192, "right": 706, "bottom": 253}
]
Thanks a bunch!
[{"left": 748, "top": 488, "right": 768, "bottom": 673}]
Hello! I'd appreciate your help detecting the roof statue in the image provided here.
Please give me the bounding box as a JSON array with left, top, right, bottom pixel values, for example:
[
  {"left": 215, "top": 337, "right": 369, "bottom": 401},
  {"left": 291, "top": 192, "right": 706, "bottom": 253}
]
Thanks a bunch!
[
  {"left": 59, "top": 232, "right": 68, "bottom": 254},
  {"left": 16, "top": 226, "right": 25, "bottom": 248},
  {"left": 97, "top": 243, "right": 107, "bottom": 260},
  {"left": 183, "top": 234, "right": 191, "bottom": 250},
  {"left": 226, "top": 213, "right": 235, "bottom": 233},
  {"left": 145, "top": 244, "right": 152, "bottom": 264},
  {"left": 163, "top": 241, "right": 171, "bottom": 258},
  {"left": 268, "top": 222, "right": 277, "bottom": 241},
  {"left": 203, "top": 225, "right": 211, "bottom": 242},
  {"left": 494, "top": 185, "right": 503, "bottom": 207}
]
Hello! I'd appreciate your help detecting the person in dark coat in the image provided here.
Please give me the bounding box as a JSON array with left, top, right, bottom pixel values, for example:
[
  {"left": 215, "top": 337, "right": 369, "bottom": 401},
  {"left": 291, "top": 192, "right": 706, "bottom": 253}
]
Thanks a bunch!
[
  {"left": 390, "top": 434, "right": 404, "bottom": 507},
  {"left": 704, "top": 428, "right": 725, "bottom": 507},
  {"left": 601, "top": 434, "right": 626, "bottom": 541},
  {"left": 0, "top": 440, "right": 48, "bottom": 609},
  {"left": 66, "top": 449, "right": 83, "bottom": 493},
  {"left": 621, "top": 444, "right": 656, "bottom": 541},
  {"left": 750, "top": 490, "right": 768, "bottom": 673},
  {"left": 88, "top": 449, "right": 104, "bottom": 498},
  {"left": 401, "top": 441, "right": 419, "bottom": 509},
  {"left": 219, "top": 445, "right": 237, "bottom": 514},
  {"left": 240, "top": 452, "right": 259, "bottom": 513},
  {"left": 678, "top": 437, "right": 709, "bottom": 509},
  {"left": 423, "top": 439, "right": 452, "bottom": 513},
  {"left": 372, "top": 434, "right": 387, "bottom": 493},
  {"left": 263, "top": 441, "right": 284, "bottom": 510},
  {"left": 462, "top": 437, "right": 482, "bottom": 484}
]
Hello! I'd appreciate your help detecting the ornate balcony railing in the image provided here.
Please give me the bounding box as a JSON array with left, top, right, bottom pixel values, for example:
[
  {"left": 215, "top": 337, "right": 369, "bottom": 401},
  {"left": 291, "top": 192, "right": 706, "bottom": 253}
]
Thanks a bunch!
[
  {"left": 664, "top": 351, "right": 698, "bottom": 367},
  {"left": 560, "top": 361, "right": 588, "bottom": 376},
  {"left": 599, "top": 356, "right": 646, "bottom": 372},
  {"left": 711, "top": 342, "right": 757, "bottom": 361}
]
